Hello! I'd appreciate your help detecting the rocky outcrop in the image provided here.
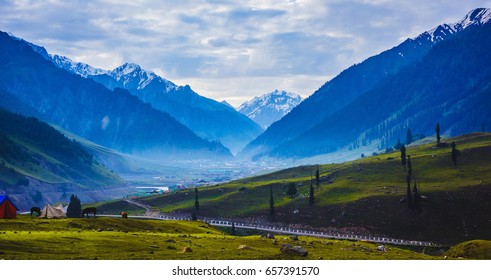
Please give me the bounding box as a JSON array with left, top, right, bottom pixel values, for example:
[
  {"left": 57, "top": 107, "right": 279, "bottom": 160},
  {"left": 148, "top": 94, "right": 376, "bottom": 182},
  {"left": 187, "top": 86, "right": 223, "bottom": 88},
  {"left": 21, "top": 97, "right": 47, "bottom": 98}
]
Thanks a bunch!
[{"left": 280, "top": 243, "right": 308, "bottom": 257}]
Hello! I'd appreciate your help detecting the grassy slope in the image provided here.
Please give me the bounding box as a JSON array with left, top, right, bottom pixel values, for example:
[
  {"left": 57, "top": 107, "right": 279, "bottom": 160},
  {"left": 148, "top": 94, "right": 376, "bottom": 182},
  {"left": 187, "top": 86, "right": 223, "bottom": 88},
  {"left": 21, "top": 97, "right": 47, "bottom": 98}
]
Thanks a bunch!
[
  {"left": 0, "top": 132, "right": 123, "bottom": 190},
  {"left": 134, "top": 133, "right": 491, "bottom": 244},
  {"left": 0, "top": 216, "right": 438, "bottom": 260},
  {"left": 445, "top": 240, "right": 491, "bottom": 259}
]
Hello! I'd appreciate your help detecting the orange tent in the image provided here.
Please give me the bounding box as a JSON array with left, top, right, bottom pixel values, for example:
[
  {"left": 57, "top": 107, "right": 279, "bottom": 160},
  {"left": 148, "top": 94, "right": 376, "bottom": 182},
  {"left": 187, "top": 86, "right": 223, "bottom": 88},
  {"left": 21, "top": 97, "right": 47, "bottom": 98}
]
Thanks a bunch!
[{"left": 0, "top": 195, "right": 18, "bottom": 219}]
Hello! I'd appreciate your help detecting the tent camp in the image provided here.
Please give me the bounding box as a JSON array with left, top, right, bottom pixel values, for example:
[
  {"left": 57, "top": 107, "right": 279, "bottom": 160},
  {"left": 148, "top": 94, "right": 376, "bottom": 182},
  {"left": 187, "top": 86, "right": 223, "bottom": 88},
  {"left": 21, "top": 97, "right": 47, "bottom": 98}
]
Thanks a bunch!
[
  {"left": 40, "top": 204, "right": 66, "bottom": 218},
  {"left": 0, "top": 195, "right": 19, "bottom": 219}
]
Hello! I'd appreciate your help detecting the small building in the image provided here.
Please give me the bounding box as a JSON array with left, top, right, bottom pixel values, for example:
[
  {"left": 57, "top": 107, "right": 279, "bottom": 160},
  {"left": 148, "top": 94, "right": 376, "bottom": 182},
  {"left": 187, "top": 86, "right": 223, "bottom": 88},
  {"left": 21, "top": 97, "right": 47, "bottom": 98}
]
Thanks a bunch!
[{"left": 0, "top": 195, "right": 19, "bottom": 219}]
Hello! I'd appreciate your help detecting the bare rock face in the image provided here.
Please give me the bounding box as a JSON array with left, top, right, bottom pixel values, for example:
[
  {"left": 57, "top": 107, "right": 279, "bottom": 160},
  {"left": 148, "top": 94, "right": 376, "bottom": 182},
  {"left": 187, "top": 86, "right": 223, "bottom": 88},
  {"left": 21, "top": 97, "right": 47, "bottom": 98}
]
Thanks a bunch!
[{"left": 280, "top": 243, "right": 308, "bottom": 257}]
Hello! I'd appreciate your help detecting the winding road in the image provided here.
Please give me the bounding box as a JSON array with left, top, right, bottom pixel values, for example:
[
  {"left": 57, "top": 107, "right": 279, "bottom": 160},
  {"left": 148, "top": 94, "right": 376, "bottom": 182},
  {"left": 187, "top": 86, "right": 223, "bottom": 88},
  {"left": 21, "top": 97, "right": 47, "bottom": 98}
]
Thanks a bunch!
[{"left": 105, "top": 197, "right": 438, "bottom": 247}]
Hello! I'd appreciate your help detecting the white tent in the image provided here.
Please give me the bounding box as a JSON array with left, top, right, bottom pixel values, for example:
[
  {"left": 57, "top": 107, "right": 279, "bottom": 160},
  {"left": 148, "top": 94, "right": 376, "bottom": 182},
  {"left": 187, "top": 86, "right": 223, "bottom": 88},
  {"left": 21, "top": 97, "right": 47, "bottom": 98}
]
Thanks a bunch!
[{"left": 40, "top": 204, "right": 66, "bottom": 218}]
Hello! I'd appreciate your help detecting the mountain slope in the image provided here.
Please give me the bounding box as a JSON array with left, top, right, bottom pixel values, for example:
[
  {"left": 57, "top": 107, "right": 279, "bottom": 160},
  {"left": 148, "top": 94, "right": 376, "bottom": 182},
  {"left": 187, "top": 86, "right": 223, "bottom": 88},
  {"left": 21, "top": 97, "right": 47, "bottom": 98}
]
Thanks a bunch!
[
  {"left": 241, "top": 8, "right": 491, "bottom": 160},
  {"left": 51, "top": 58, "right": 263, "bottom": 154},
  {"left": 0, "top": 31, "right": 231, "bottom": 160},
  {"left": 133, "top": 133, "right": 491, "bottom": 244},
  {"left": 269, "top": 10, "right": 491, "bottom": 159},
  {"left": 0, "top": 108, "right": 132, "bottom": 210},
  {"left": 238, "top": 90, "right": 303, "bottom": 129}
]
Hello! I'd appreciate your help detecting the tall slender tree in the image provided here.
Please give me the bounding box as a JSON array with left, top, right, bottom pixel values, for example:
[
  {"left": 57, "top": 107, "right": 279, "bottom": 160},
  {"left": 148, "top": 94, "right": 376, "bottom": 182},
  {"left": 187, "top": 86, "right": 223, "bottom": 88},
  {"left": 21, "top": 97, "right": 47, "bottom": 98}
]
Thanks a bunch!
[
  {"left": 400, "top": 145, "right": 407, "bottom": 168},
  {"left": 407, "top": 155, "right": 412, "bottom": 178},
  {"left": 309, "top": 180, "right": 315, "bottom": 206},
  {"left": 451, "top": 141, "right": 460, "bottom": 165},
  {"left": 231, "top": 222, "right": 236, "bottom": 236},
  {"left": 406, "top": 175, "right": 413, "bottom": 209},
  {"left": 194, "top": 188, "right": 200, "bottom": 211},
  {"left": 269, "top": 186, "right": 275, "bottom": 219},
  {"left": 413, "top": 182, "right": 422, "bottom": 214},
  {"left": 436, "top": 123, "right": 441, "bottom": 144},
  {"left": 315, "top": 166, "right": 320, "bottom": 190}
]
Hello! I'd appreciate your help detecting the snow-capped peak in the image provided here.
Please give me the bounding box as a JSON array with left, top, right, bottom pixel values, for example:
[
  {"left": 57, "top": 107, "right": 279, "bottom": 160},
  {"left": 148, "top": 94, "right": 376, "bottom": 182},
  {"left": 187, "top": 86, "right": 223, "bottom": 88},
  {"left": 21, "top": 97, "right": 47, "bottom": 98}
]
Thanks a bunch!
[
  {"left": 416, "top": 8, "right": 491, "bottom": 43},
  {"left": 238, "top": 90, "right": 303, "bottom": 129},
  {"left": 49, "top": 54, "right": 108, "bottom": 77},
  {"left": 109, "top": 63, "right": 177, "bottom": 92}
]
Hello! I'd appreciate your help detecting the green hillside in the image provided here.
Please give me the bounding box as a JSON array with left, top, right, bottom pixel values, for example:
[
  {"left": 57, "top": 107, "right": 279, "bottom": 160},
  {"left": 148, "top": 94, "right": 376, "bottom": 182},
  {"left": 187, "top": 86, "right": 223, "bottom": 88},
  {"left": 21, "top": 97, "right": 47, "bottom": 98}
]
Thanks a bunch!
[
  {"left": 0, "top": 109, "right": 124, "bottom": 190},
  {"left": 131, "top": 133, "right": 491, "bottom": 245},
  {"left": 445, "top": 240, "right": 491, "bottom": 259}
]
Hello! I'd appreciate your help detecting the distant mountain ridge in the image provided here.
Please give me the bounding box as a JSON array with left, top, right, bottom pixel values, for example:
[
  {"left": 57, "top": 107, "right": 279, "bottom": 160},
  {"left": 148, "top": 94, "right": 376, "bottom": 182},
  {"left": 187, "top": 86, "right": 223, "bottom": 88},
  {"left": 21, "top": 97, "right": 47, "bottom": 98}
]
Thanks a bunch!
[
  {"left": 47, "top": 55, "right": 263, "bottom": 154},
  {"left": 238, "top": 90, "right": 303, "bottom": 129},
  {"left": 0, "top": 31, "right": 232, "bottom": 160},
  {"left": 241, "top": 8, "right": 491, "bottom": 160}
]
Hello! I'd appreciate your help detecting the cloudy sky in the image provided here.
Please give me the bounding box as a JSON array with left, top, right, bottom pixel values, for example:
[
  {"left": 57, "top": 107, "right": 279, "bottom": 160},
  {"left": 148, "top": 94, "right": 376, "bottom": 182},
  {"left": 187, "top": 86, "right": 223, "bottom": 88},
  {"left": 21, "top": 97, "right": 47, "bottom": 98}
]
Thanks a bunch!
[{"left": 1, "top": 0, "right": 489, "bottom": 106}]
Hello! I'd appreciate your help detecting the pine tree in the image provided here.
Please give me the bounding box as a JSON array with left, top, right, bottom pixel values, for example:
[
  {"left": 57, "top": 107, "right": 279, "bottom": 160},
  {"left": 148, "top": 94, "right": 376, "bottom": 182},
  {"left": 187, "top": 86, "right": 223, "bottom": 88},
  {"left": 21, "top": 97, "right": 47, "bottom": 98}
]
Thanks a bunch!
[
  {"left": 315, "top": 166, "right": 320, "bottom": 190},
  {"left": 194, "top": 188, "right": 200, "bottom": 211},
  {"left": 309, "top": 181, "right": 315, "bottom": 206},
  {"left": 436, "top": 123, "right": 441, "bottom": 144},
  {"left": 286, "top": 183, "right": 297, "bottom": 198},
  {"left": 400, "top": 145, "right": 407, "bottom": 168},
  {"left": 406, "top": 175, "right": 413, "bottom": 209},
  {"left": 407, "top": 155, "right": 412, "bottom": 178},
  {"left": 66, "top": 194, "right": 81, "bottom": 218},
  {"left": 451, "top": 141, "right": 460, "bottom": 165},
  {"left": 413, "top": 182, "right": 422, "bottom": 214},
  {"left": 269, "top": 186, "right": 275, "bottom": 219},
  {"left": 406, "top": 128, "right": 413, "bottom": 145}
]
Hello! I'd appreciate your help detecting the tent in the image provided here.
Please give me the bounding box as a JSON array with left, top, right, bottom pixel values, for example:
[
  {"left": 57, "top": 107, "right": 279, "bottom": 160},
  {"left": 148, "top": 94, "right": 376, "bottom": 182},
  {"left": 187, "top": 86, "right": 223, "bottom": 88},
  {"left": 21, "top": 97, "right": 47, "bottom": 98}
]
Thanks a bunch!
[
  {"left": 0, "top": 195, "right": 19, "bottom": 219},
  {"left": 40, "top": 204, "right": 66, "bottom": 219}
]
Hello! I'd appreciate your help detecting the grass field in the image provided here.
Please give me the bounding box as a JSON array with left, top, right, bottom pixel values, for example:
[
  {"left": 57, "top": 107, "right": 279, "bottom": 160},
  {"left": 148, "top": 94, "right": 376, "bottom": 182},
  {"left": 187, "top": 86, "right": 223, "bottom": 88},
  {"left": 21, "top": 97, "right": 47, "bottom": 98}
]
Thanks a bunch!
[{"left": 0, "top": 216, "right": 441, "bottom": 260}]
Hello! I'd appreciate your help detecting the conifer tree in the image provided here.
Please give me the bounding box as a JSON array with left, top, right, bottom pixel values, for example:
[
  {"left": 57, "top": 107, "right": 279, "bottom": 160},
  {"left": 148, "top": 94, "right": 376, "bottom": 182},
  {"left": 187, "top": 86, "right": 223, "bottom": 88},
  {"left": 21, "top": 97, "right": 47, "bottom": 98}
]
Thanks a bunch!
[
  {"left": 286, "top": 183, "right": 297, "bottom": 198},
  {"left": 269, "top": 186, "right": 275, "bottom": 219},
  {"left": 67, "top": 194, "right": 82, "bottom": 218},
  {"left": 451, "top": 141, "right": 460, "bottom": 165},
  {"left": 315, "top": 166, "right": 320, "bottom": 190},
  {"left": 413, "top": 182, "right": 422, "bottom": 214},
  {"left": 309, "top": 181, "right": 315, "bottom": 206},
  {"left": 436, "top": 123, "right": 441, "bottom": 144},
  {"left": 400, "top": 145, "right": 407, "bottom": 168},
  {"left": 407, "top": 155, "right": 412, "bottom": 178},
  {"left": 406, "top": 175, "right": 413, "bottom": 209},
  {"left": 406, "top": 128, "right": 413, "bottom": 145},
  {"left": 194, "top": 188, "right": 200, "bottom": 211}
]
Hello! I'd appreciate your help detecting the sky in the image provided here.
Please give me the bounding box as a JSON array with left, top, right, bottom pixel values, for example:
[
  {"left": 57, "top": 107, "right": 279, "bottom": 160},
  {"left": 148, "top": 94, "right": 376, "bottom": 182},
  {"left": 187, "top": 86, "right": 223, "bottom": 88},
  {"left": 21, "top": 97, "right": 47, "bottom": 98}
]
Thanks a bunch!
[{"left": 1, "top": 0, "right": 489, "bottom": 106}]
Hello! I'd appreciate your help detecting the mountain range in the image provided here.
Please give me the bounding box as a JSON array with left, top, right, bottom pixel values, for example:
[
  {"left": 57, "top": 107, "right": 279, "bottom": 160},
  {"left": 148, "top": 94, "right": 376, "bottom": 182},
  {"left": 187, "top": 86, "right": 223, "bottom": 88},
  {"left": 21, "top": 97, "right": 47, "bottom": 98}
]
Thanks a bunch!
[
  {"left": 0, "top": 31, "right": 231, "bottom": 160},
  {"left": 241, "top": 8, "right": 491, "bottom": 160},
  {"left": 1, "top": 8, "right": 490, "bottom": 164},
  {"left": 48, "top": 57, "right": 263, "bottom": 154},
  {"left": 238, "top": 90, "right": 303, "bottom": 129}
]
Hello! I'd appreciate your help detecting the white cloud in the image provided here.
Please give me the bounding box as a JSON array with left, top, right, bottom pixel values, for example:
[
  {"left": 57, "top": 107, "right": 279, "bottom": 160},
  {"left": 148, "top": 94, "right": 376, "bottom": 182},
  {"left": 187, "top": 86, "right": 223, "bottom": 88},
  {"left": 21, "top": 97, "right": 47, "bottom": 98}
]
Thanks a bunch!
[{"left": 0, "top": 0, "right": 488, "bottom": 100}]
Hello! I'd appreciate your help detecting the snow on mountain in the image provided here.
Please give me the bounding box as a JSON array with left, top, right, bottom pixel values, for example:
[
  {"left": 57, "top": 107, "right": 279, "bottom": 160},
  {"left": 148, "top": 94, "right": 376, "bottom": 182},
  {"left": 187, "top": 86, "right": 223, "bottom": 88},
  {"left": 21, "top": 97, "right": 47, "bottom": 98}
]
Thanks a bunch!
[
  {"left": 416, "top": 8, "right": 491, "bottom": 43},
  {"left": 107, "top": 63, "right": 178, "bottom": 92},
  {"left": 49, "top": 54, "right": 109, "bottom": 77},
  {"left": 238, "top": 90, "right": 303, "bottom": 129}
]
